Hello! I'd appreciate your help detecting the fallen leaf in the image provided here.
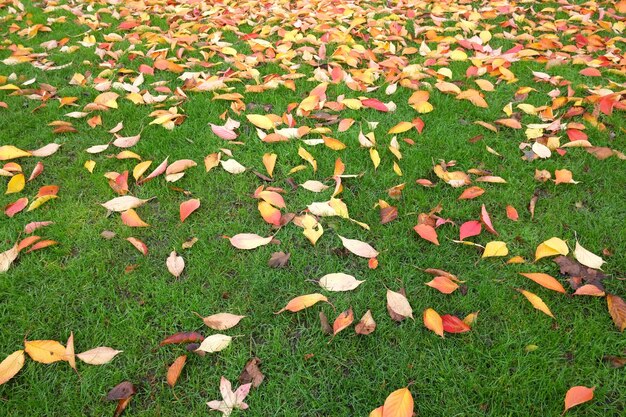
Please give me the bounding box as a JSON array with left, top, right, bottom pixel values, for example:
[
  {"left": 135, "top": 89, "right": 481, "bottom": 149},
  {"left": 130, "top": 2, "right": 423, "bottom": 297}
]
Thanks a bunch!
[
  {"left": 239, "top": 357, "right": 264, "bottom": 388},
  {"left": 382, "top": 387, "right": 413, "bottom": 417},
  {"left": 338, "top": 235, "right": 379, "bottom": 258},
  {"left": 482, "top": 241, "right": 508, "bottom": 258},
  {"left": 180, "top": 199, "right": 200, "bottom": 222},
  {"left": 459, "top": 221, "right": 482, "bottom": 241},
  {"left": 166, "top": 251, "right": 185, "bottom": 277},
  {"left": 199, "top": 313, "right": 246, "bottom": 330},
  {"left": 425, "top": 276, "right": 459, "bottom": 294},
  {"left": 101, "top": 196, "right": 152, "bottom": 212},
  {"left": 519, "top": 273, "right": 566, "bottom": 293},
  {"left": 517, "top": 289, "right": 555, "bottom": 318},
  {"left": 536, "top": 237, "right": 569, "bottom": 261},
  {"left": 413, "top": 224, "right": 439, "bottom": 245},
  {"left": 574, "top": 240, "right": 605, "bottom": 270},
  {"left": 0, "top": 350, "right": 25, "bottom": 385},
  {"left": 355, "top": 310, "right": 376, "bottom": 335},
  {"left": 160, "top": 332, "right": 204, "bottom": 346},
  {"left": 319, "top": 273, "right": 364, "bottom": 292},
  {"left": 423, "top": 308, "right": 444, "bottom": 337},
  {"left": 207, "top": 376, "right": 251, "bottom": 416},
  {"left": 275, "top": 293, "right": 328, "bottom": 313},
  {"left": 268, "top": 252, "right": 290, "bottom": 268},
  {"left": 332, "top": 307, "right": 354, "bottom": 336},
  {"left": 24, "top": 340, "right": 66, "bottom": 364},
  {"left": 230, "top": 233, "right": 273, "bottom": 250},
  {"left": 564, "top": 386, "right": 594, "bottom": 413},
  {"left": 167, "top": 355, "right": 187, "bottom": 387},
  {"left": 607, "top": 294, "right": 626, "bottom": 332},
  {"left": 76, "top": 347, "right": 123, "bottom": 365},
  {"left": 441, "top": 315, "right": 471, "bottom": 333},
  {"left": 386, "top": 289, "right": 413, "bottom": 320},
  {"left": 196, "top": 334, "right": 232, "bottom": 353}
]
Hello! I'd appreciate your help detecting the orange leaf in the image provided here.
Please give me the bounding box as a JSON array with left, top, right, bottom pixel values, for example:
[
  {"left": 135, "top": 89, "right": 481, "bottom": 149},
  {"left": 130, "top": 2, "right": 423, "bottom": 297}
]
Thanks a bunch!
[
  {"left": 382, "top": 387, "right": 414, "bottom": 417},
  {"left": 425, "top": 276, "right": 459, "bottom": 294},
  {"left": 121, "top": 209, "right": 149, "bottom": 227},
  {"left": 423, "top": 308, "right": 444, "bottom": 337},
  {"left": 506, "top": 205, "right": 519, "bottom": 221},
  {"left": 458, "top": 186, "right": 484, "bottom": 200},
  {"left": 607, "top": 294, "right": 626, "bottom": 332},
  {"left": 180, "top": 199, "right": 200, "bottom": 222},
  {"left": 519, "top": 273, "right": 566, "bottom": 293},
  {"left": 332, "top": 307, "right": 354, "bottom": 337},
  {"left": 413, "top": 224, "right": 439, "bottom": 245},
  {"left": 24, "top": 340, "right": 66, "bottom": 364},
  {"left": 564, "top": 386, "right": 594, "bottom": 413},
  {"left": 275, "top": 293, "right": 328, "bottom": 314},
  {"left": 167, "top": 355, "right": 187, "bottom": 387}
]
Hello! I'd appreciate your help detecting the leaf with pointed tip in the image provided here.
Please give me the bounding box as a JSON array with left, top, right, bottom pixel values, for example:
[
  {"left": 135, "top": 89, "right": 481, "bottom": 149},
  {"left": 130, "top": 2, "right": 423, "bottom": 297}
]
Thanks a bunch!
[
  {"left": 121, "top": 209, "right": 149, "bottom": 227},
  {"left": 459, "top": 221, "right": 482, "bottom": 241},
  {"left": 318, "top": 273, "right": 364, "bottom": 292},
  {"left": 24, "top": 340, "right": 66, "bottom": 364},
  {"left": 195, "top": 334, "right": 232, "bottom": 353},
  {"left": 102, "top": 196, "right": 152, "bottom": 212},
  {"left": 564, "top": 386, "right": 594, "bottom": 413},
  {"left": 442, "top": 315, "right": 471, "bottom": 333},
  {"left": 382, "top": 387, "right": 413, "bottom": 417},
  {"left": 355, "top": 310, "right": 376, "bottom": 335},
  {"left": 519, "top": 273, "right": 566, "bottom": 293},
  {"left": 423, "top": 308, "right": 444, "bottom": 337},
  {"left": 480, "top": 204, "right": 498, "bottom": 235},
  {"left": 574, "top": 240, "right": 605, "bottom": 270},
  {"left": 607, "top": 294, "right": 626, "bottom": 332},
  {"left": 332, "top": 307, "right": 354, "bottom": 336},
  {"left": 200, "top": 313, "right": 246, "bottom": 331},
  {"left": 413, "top": 224, "right": 439, "bottom": 245},
  {"left": 386, "top": 289, "right": 413, "bottom": 320},
  {"left": 337, "top": 235, "right": 378, "bottom": 258},
  {"left": 535, "top": 237, "right": 569, "bottom": 261},
  {"left": 77, "top": 347, "right": 123, "bottom": 365},
  {"left": 517, "top": 289, "right": 555, "bottom": 318},
  {"left": 180, "top": 199, "right": 200, "bottom": 222},
  {"left": 425, "top": 276, "right": 459, "bottom": 294},
  {"left": 0, "top": 350, "right": 25, "bottom": 385},
  {"left": 275, "top": 293, "right": 328, "bottom": 313},
  {"left": 230, "top": 233, "right": 273, "bottom": 250},
  {"left": 126, "top": 237, "right": 148, "bottom": 256},
  {"left": 167, "top": 355, "right": 187, "bottom": 387}
]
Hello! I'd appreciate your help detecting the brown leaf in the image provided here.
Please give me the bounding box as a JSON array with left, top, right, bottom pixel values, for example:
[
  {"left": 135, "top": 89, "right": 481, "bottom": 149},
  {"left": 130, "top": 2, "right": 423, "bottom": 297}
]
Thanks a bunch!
[
  {"left": 167, "top": 355, "right": 187, "bottom": 387},
  {"left": 380, "top": 206, "right": 398, "bottom": 224},
  {"left": 268, "top": 252, "right": 290, "bottom": 268},
  {"left": 159, "top": 332, "right": 204, "bottom": 346},
  {"left": 602, "top": 355, "right": 626, "bottom": 368},
  {"left": 239, "top": 357, "right": 264, "bottom": 388},
  {"left": 607, "top": 294, "right": 626, "bottom": 332},
  {"left": 319, "top": 311, "right": 332, "bottom": 335},
  {"left": 107, "top": 381, "right": 136, "bottom": 400},
  {"left": 355, "top": 310, "right": 376, "bottom": 335},
  {"left": 554, "top": 256, "right": 606, "bottom": 290}
]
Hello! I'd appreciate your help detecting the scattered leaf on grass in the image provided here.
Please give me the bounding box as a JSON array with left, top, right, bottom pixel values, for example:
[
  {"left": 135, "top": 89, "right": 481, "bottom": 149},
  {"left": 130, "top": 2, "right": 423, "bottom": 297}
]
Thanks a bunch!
[
  {"left": 275, "top": 293, "right": 328, "bottom": 314},
  {"left": 167, "top": 355, "right": 187, "bottom": 387},
  {"left": 319, "top": 273, "right": 364, "bottom": 292},
  {"left": 564, "top": 386, "right": 594, "bottom": 414}
]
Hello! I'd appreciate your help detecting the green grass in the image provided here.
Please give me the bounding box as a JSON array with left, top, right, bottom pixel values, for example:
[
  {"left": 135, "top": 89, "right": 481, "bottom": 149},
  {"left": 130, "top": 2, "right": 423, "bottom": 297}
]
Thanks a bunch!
[{"left": 1, "top": 1, "right": 626, "bottom": 416}]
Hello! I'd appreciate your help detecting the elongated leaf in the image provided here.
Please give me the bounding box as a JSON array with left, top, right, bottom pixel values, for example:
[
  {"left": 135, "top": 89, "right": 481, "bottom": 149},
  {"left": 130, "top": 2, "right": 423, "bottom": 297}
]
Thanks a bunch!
[
  {"left": 338, "top": 235, "right": 378, "bottom": 258},
  {"left": 318, "top": 273, "right": 364, "bottom": 292},
  {"left": 76, "top": 347, "right": 123, "bottom": 365}
]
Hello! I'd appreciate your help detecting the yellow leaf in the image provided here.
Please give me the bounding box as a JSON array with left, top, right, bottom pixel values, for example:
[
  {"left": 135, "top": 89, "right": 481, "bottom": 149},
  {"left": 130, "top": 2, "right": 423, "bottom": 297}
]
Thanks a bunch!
[
  {"left": 298, "top": 147, "right": 317, "bottom": 172},
  {"left": 388, "top": 122, "right": 413, "bottom": 134},
  {"left": 517, "top": 289, "right": 555, "bottom": 318},
  {"left": 84, "top": 160, "right": 96, "bottom": 173},
  {"left": 370, "top": 148, "right": 380, "bottom": 169},
  {"left": 246, "top": 114, "right": 274, "bottom": 130},
  {"left": 423, "top": 308, "right": 444, "bottom": 337},
  {"left": 322, "top": 136, "right": 346, "bottom": 150},
  {"left": 0, "top": 350, "right": 25, "bottom": 385},
  {"left": 382, "top": 387, "right": 414, "bottom": 417},
  {"left": 6, "top": 173, "right": 25, "bottom": 194},
  {"left": 482, "top": 241, "right": 509, "bottom": 258},
  {"left": 393, "top": 161, "right": 402, "bottom": 176},
  {"left": 0, "top": 145, "right": 31, "bottom": 161},
  {"left": 24, "top": 340, "right": 67, "bottom": 364},
  {"left": 133, "top": 160, "right": 152, "bottom": 181},
  {"left": 535, "top": 237, "right": 569, "bottom": 261},
  {"left": 262, "top": 153, "right": 277, "bottom": 178},
  {"left": 27, "top": 195, "right": 57, "bottom": 211}
]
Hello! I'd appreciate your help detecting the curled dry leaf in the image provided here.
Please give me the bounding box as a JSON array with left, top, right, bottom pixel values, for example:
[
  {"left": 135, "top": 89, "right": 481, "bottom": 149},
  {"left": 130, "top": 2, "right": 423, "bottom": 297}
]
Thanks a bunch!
[
  {"left": 423, "top": 308, "right": 444, "bottom": 337},
  {"left": 0, "top": 244, "right": 19, "bottom": 273},
  {"left": 160, "top": 332, "right": 204, "bottom": 346},
  {"left": 0, "top": 350, "right": 25, "bottom": 385},
  {"left": 386, "top": 289, "right": 413, "bottom": 321},
  {"left": 166, "top": 251, "right": 185, "bottom": 278},
  {"left": 275, "top": 293, "right": 328, "bottom": 314},
  {"left": 65, "top": 332, "right": 76, "bottom": 371},
  {"left": 167, "top": 355, "right": 187, "bottom": 387},
  {"left": 195, "top": 334, "right": 232, "bottom": 353},
  {"left": 564, "top": 386, "right": 594, "bottom": 413},
  {"left": 199, "top": 313, "right": 246, "bottom": 331},
  {"left": 239, "top": 357, "right": 264, "bottom": 388},
  {"left": 268, "top": 251, "right": 290, "bottom": 268},
  {"left": 338, "top": 235, "right": 378, "bottom": 258},
  {"left": 76, "top": 347, "right": 123, "bottom": 365},
  {"left": 107, "top": 381, "right": 136, "bottom": 417},
  {"left": 355, "top": 310, "right": 376, "bottom": 335},
  {"left": 332, "top": 307, "right": 354, "bottom": 337},
  {"left": 607, "top": 294, "right": 626, "bottom": 332},
  {"left": 318, "top": 273, "right": 364, "bottom": 292}
]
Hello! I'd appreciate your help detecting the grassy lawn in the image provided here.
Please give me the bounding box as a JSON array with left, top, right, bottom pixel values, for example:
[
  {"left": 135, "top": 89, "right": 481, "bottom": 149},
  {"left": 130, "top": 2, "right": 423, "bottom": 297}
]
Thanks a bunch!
[{"left": 1, "top": 0, "right": 626, "bottom": 416}]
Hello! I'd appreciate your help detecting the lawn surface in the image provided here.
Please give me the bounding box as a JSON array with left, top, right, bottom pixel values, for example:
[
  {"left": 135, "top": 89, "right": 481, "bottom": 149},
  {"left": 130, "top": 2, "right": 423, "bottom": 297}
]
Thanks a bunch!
[{"left": 1, "top": 0, "right": 626, "bottom": 416}]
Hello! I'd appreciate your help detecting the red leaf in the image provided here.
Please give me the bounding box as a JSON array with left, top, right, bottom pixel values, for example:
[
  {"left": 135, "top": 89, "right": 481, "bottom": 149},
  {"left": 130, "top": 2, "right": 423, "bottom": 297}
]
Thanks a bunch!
[
  {"left": 459, "top": 220, "right": 482, "bottom": 241},
  {"left": 441, "top": 315, "right": 471, "bottom": 333},
  {"left": 180, "top": 199, "right": 200, "bottom": 222},
  {"left": 579, "top": 68, "right": 601, "bottom": 77},
  {"left": 480, "top": 204, "right": 498, "bottom": 235},
  {"left": 361, "top": 98, "right": 388, "bottom": 112},
  {"left": 458, "top": 186, "right": 484, "bottom": 200}
]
